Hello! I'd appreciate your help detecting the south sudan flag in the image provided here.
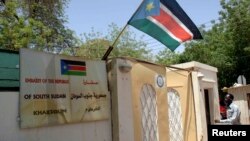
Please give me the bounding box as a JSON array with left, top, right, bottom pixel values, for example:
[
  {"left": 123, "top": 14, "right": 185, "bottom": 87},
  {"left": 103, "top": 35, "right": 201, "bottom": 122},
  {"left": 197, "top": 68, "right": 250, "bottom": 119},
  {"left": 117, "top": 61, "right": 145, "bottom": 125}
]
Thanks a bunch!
[
  {"left": 61, "top": 59, "right": 86, "bottom": 76},
  {"left": 128, "top": 0, "right": 202, "bottom": 51}
]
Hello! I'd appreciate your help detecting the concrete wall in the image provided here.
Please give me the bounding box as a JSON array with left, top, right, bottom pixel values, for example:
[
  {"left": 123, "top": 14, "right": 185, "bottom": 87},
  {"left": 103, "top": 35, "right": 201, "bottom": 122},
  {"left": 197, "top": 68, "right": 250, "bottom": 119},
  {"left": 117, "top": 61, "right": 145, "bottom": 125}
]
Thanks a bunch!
[{"left": 0, "top": 92, "right": 111, "bottom": 141}]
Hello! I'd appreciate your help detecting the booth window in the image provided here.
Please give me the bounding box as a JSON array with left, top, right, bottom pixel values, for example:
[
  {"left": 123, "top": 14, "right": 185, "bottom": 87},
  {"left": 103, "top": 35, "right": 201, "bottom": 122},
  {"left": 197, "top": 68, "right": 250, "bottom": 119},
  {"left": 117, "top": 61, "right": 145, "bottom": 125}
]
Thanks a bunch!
[
  {"left": 167, "top": 88, "right": 184, "bottom": 141},
  {"left": 140, "top": 84, "right": 159, "bottom": 141}
]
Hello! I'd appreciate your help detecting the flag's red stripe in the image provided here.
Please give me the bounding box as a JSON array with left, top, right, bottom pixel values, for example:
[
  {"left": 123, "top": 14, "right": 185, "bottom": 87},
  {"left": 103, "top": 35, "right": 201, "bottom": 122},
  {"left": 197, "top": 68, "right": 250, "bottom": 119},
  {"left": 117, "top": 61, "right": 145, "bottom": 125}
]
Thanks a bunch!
[
  {"left": 68, "top": 65, "right": 86, "bottom": 71},
  {"left": 152, "top": 9, "right": 192, "bottom": 41}
]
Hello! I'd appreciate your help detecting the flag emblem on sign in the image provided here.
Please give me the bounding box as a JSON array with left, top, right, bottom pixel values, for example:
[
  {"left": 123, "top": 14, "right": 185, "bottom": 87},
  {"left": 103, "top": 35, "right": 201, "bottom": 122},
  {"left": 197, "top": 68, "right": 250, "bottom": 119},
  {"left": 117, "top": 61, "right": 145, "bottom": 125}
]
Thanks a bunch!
[
  {"left": 128, "top": 0, "right": 202, "bottom": 51},
  {"left": 61, "top": 59, "right": 86, "bottom": 76}
]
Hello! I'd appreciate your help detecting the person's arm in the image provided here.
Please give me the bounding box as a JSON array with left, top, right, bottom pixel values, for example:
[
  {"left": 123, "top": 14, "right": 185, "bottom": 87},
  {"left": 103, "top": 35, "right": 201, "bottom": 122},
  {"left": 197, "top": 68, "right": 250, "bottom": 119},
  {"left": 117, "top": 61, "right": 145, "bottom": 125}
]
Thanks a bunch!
[
  {"left": 214, "top": 119, "right": 229, "bottom": 125},
  {"left": 219, "top": 118, "right": 232, "bottom": 125},
  {"left": 220, "top": 105, "right": 240, "bottom": 124}
]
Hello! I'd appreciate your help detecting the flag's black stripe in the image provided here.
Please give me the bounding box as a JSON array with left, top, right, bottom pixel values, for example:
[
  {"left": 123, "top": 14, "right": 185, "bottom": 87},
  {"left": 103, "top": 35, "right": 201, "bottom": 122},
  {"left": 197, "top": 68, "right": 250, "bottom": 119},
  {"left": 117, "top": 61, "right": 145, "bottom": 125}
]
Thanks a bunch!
[
  {"left": 62, "top": 59, "right": 86, "bottom": 66},
  {"left": 160, "top": 0, "right": 203, "bottom": 39}
]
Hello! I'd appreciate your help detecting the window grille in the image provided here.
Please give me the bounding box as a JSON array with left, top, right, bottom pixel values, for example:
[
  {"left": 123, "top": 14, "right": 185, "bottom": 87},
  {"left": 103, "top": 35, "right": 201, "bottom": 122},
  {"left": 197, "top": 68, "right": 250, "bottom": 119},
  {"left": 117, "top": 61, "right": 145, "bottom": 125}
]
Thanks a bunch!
[
  {"left": 167, "top": 88, "right": 184, "bottom": 141},
  {"left": 140, "top": 84, "right": 159, "bottom": 141}
]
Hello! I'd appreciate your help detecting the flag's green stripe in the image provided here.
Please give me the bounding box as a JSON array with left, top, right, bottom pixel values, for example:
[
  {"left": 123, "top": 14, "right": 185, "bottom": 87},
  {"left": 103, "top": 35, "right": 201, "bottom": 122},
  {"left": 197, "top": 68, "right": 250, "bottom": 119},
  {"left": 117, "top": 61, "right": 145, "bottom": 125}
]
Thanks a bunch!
[
  {"left": 129, "top": 19, "right": 180, "bottom": 51},
  {"left": 63, "top": 71, "right": 86, "bottom": 76}
]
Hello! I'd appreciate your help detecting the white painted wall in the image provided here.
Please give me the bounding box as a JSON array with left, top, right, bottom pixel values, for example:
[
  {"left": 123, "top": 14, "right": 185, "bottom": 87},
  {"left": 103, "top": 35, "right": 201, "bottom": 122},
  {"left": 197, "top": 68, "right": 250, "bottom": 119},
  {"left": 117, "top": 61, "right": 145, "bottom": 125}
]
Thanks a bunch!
[
  {"left": 0, "top": 92, "right": 111, "bottom": 141},
  {"left": 191, "top": 72, "right": 207, "bottom": 141}
]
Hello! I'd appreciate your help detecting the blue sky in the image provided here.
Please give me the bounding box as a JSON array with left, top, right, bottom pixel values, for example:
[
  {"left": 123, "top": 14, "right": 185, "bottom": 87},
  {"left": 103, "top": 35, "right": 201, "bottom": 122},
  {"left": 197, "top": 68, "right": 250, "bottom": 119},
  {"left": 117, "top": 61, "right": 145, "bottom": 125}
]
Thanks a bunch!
[{"left": 65, "top": 0, "right": 221, "bottom": 53}]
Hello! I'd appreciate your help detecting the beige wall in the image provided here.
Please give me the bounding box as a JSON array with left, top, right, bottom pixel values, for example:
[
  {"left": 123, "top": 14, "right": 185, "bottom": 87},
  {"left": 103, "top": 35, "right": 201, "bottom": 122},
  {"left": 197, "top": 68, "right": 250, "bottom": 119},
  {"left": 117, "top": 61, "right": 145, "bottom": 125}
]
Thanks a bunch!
[
  {"left": 131, "top": 60, "right": 168, "bottom": 141},
  {"left": 167, "top": 69, "right": 198, "bottom": 141},
  {"left": 109, "top": 58, "right": 169, "bottom": 141}
]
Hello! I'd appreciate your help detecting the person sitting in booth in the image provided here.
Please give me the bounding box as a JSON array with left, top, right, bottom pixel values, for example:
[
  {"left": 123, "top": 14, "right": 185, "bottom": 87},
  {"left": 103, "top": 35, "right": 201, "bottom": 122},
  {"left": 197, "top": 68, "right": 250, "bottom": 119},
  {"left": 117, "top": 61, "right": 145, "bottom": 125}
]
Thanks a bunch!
[{"left": 215, "top": 93, "right": 241, "bottom": 125}]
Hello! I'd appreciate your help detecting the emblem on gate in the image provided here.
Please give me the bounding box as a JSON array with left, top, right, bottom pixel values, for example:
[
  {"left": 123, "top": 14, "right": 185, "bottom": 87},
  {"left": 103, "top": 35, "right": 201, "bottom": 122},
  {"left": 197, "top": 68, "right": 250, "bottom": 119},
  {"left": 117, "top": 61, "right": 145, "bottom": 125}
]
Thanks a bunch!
[{"left": 156, "top": 75, "right": 164, "bottom": 88}]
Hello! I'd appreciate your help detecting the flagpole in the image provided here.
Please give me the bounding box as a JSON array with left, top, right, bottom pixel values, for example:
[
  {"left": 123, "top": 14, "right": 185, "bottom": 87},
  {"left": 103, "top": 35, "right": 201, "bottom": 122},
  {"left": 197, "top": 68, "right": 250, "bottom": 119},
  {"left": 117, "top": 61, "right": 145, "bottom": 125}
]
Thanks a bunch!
[
  {"left": 101, "top": 0, "right": 145, "bottom": 61},
  {"left": 101, "top": 24, "right": 128, "bottom": 60}
]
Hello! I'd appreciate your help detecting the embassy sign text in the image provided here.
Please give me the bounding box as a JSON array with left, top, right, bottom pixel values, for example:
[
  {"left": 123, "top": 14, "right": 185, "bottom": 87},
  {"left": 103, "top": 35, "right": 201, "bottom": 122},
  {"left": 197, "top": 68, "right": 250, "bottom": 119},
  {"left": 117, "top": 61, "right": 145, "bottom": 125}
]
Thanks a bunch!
[{"left": 20, "top": 49, "right": 110, "bottom": 128}]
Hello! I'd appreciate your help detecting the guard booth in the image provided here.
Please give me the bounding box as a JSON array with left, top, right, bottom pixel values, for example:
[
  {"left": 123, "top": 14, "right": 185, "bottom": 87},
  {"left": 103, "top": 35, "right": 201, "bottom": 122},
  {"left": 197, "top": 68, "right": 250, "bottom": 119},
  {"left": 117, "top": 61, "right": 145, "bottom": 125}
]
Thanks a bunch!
[
  {"left": 1, "top": 49, "right": 213, "bottom": 141},
  {"left": 224, "top": 85, "right": 250, "bottom": 124},
  {"left": 171, "top": 61, "right": 221, "bottom": 141}
]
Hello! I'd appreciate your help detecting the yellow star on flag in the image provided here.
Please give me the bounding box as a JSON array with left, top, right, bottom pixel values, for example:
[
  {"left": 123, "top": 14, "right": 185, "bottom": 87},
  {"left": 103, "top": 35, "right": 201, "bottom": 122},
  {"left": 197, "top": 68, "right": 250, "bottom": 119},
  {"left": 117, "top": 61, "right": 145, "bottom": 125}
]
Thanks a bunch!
[{"left": 146, "top": 2, "right": 154, "bottom": 11}]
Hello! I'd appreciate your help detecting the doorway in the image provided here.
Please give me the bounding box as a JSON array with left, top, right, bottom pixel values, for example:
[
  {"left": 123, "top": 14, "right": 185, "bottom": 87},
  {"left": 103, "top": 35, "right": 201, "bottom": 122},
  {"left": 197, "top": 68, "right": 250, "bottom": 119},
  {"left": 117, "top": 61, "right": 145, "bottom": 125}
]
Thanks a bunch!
[{"left": 204, "top": 89, "right": 211, "bottom": 125}]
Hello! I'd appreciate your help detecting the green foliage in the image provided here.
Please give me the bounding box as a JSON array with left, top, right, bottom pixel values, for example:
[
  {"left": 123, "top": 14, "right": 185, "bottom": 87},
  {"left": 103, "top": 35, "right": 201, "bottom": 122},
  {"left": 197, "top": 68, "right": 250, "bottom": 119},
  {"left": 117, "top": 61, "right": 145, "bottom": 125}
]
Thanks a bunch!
[
  {"left": 0, "top": 1, "right": 152, "bottom": 60},
  {"left": 220, "top": 0, "right": 250, "bottom": 84},
  {"left": 0, "top": 2, "right": 30, "bottom": 50},
  {"left": 72, "top": 27, "right": 110, "bottom": 59},
  {"left": 155, "top": 48, "right": 180, "bottom": 65},
  {"left": 0, "top": 0, "right": 79, "bottom": 53},
  {"left": 108, "top": 24, "right": 153, "bottom": 61},
  {"left": 74, "top": 23, "right": 153, "bottom": 61}
]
